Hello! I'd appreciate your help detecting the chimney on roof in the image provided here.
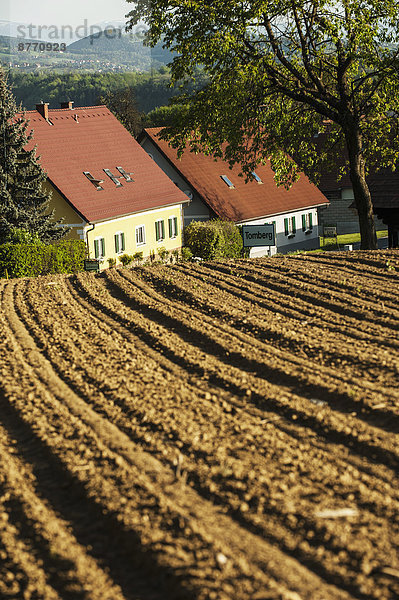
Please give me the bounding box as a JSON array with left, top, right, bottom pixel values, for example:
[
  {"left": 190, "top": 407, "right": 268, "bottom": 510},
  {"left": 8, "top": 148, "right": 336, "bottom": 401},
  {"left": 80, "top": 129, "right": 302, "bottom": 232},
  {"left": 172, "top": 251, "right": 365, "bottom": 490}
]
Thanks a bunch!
[
  {"left": 60, "top": 101, "right": 74, "bottom": 109},
  {"left": 36, "top": 101, "right": 49, "bottom": 120}
]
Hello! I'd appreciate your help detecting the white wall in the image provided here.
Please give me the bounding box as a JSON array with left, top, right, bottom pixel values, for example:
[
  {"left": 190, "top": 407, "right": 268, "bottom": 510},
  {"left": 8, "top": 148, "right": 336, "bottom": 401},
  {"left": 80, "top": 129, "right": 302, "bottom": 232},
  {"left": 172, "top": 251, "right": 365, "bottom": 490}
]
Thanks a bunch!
[
  {"left": 141, "top": 136, "right": 321, "bottom": 255},
  {"left": 242, "top": 208, "right": 320, "bottom": 256}
]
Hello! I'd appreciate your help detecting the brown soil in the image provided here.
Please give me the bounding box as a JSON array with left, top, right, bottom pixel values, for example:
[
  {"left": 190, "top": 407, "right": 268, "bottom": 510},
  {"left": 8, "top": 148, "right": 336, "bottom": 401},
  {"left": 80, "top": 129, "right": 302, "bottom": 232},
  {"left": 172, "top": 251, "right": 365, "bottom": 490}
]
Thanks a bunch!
[{"left": 0, "top": 250, "right": 398, "bottom": 599}]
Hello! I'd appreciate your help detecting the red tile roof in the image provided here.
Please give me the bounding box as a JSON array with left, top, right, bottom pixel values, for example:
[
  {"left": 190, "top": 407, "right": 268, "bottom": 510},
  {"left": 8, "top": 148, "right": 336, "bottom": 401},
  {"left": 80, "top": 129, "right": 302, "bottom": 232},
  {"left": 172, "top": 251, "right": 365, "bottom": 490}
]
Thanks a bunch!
[
  {"left": 140, "top": 128, "right": 328, "bottom": 222},
  {"left": 19, "top": 107, "right": 189, "bottom": 223}
]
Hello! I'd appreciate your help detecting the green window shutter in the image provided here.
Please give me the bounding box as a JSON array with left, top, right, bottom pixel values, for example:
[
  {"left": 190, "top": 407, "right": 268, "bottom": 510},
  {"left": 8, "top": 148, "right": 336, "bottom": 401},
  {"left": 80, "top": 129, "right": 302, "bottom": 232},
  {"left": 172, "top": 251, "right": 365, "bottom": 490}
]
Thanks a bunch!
[
  {"left": 292, "top": 216, "right": 296, "bottom": 233},
  {"left": 114, "top": 233, "right": 119, "bottom": 253},
  {"left": 174, "top": 217, "right": 178, "bottom": 236},
  {"left": 94, "top": 239, "right": 99, "bottom": 258},
  {"left": 309, "top": 213, "right": 313, "bottom": 228},
  {"left": 155, "top": 221, "right": 159, "bottom": 241},
  {"left": 101, "top": 238, "right": 105, "bottom": 257},
  {"left": 284, "top": 218, "right": 289, "bottom": 236},
  {"left": 161, "top": 220, "right": 165, "bottom": 239},
  {"left": 302, "top": 214, "right": 306, "bottom": 231},
  {"left": 121, "top": 232, "right": 125, "bottom": 251},
  {"left": 168, "top": 218, "right": 173, "bottom": 238}
]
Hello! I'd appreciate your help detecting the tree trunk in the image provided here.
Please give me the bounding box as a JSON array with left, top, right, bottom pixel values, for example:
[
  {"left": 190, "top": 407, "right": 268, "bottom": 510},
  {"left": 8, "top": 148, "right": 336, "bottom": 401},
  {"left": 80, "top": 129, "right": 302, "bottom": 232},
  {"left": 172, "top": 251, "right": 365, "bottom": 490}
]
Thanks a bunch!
[{"left": 345, "top": 127, "right": 377, "bottom": 250}]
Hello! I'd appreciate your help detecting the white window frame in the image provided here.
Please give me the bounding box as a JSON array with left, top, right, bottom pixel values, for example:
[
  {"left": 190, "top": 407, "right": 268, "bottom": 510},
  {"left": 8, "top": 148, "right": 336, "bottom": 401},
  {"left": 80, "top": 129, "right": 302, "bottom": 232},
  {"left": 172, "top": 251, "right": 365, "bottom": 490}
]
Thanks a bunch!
[
  {"left": 284, "top": 216, "right": 296, "bottom": 238},
  {"left": 94, "top": 236, "right": 105, "bottom": 259},
  {"left": 302, "top": 212, "right": 313, "bottom": 233},
  {"left": 135, "top": 224, "right": 146, "bottom": 246},
  {"left": 168, "top": 216, "right": 178, "bottom": 239},
  {"left": 155, "top": 219, "right": 165, "bottom": 242},
  {"left": 114, "top": 231, "right": 125, "bottom": 254}
]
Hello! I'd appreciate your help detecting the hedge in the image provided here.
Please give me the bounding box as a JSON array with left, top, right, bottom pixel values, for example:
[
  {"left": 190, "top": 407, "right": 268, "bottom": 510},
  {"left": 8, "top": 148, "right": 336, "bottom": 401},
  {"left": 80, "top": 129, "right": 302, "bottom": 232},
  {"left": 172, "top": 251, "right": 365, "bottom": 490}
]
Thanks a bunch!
[
  {"left": 0, "top": 240, "right": 86, "bottom": 279},
  {"left": 184, "top": 220, "right": 243, "bottom": 260}
]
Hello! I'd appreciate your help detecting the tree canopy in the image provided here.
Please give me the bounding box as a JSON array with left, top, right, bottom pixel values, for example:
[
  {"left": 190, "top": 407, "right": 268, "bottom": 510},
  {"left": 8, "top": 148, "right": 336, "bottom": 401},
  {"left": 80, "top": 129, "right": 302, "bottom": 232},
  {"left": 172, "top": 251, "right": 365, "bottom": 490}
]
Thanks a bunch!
[
  {"left": 126, "top": 0, "right": 399, "bottom": 249},
  {"left": 0, "top": 67, "right": 69, "bottom": 243}
]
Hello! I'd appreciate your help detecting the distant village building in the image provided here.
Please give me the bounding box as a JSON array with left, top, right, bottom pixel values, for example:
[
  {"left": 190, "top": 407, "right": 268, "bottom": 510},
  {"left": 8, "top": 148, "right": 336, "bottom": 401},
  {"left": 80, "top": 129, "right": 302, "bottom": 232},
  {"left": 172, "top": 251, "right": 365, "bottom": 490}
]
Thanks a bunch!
[
  {"left": 20, "top": 103, "right": 190, "bottom": 267},
  {"left": 317, "top": 169, "right": 386, "bottom": 237},
  {"left": 139, "top": 128, "right": 329, "bottom": 256}
]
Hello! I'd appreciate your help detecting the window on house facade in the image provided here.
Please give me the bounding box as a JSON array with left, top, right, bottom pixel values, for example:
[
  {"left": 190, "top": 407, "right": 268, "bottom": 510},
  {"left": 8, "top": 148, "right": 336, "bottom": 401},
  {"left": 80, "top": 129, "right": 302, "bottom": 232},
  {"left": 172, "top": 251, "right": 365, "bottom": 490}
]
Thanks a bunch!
[
  {"left": 84, "top": 171, "right": 103, "bottom": 190},
  {"left": 155, "top": 219, "right": 165, "bottom": 242},
  {"left": 302, "top": 212, "right": 313, "bottom": 233},
  {"left": 284, "top": 216, "right": 296, "bottom": 237},
  {"left": 220, "top": 175, "right": 235, "bottom": 188},
  {"left": 136, "top": 225, "right": 146, "bottom": 246},
  {"left": 114, "top": 231, "right": 125, "bottom": 253},
  {"left": 168, "top": 216, "right": 178, "bottom": 239},
  {"left": 94, "top": 237, "right": 105, "bottom": 258}
]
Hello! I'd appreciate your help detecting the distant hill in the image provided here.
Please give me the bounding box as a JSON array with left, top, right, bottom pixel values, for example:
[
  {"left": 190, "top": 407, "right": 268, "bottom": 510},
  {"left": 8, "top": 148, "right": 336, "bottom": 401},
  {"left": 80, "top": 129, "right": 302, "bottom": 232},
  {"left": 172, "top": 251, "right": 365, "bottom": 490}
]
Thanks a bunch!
[
  {"left": 67, "top": 29, "right": 174, "bottom": 69},
  {"left": 0, "top": 29, "right": 174, "bottom": 73}
]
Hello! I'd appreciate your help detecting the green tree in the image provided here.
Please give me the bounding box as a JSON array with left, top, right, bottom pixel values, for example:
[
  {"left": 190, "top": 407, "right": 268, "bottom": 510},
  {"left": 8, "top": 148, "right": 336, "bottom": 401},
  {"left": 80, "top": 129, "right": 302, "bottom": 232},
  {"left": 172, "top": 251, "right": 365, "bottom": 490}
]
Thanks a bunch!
[
  {"left": 99, "top": 87, "right": 144, "bottom": 137},
  {"left": 127, "top": 0, "right": 399, "bottom": 249},
  {"left": 145, "top": 104, "right": 187, "bottom": 127},
  {"left": 0, "top": 67, "right": 69, "bottom": 243}
]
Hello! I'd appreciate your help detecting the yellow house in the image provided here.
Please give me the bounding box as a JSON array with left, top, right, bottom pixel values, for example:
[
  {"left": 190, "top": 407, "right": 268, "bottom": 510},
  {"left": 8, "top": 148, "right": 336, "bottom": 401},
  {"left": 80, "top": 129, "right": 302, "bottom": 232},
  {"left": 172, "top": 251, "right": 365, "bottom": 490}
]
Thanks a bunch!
[{"left": 21, "top": 102, "right": 190, "bottom": 267}]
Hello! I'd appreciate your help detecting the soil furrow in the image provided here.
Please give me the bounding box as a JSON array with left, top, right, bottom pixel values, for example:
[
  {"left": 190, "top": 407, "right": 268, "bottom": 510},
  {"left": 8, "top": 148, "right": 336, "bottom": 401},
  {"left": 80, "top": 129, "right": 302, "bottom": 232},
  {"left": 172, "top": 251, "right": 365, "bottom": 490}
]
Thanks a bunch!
[
  {"left": 20, "top": 274, "right": 398, "bottom": 600},
  {"left": 173, "top": 261, "right": 399, "bottom": 353},
  {"left": 15, "top": 274, "right": 399, "bottom": 597},
  {"left": 197, "top": 261, "right": 399, "bottom": 332},
  {"left": 1, "top": 252, "right": 398, "bottom": 600},
  {"left": 134, "top": 265, "right": 399, "bottom": 389},
  {"left": 0, "top": 280, "right": 357, "bottom": 600}
]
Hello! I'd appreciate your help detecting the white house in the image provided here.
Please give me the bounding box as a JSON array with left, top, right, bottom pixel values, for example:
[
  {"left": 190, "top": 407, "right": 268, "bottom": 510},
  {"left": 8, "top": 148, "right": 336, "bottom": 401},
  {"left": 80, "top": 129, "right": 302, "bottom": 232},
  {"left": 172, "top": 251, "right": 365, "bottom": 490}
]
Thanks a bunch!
[{"left": 138, "top": 128, "right": 329, "bottom": 256}]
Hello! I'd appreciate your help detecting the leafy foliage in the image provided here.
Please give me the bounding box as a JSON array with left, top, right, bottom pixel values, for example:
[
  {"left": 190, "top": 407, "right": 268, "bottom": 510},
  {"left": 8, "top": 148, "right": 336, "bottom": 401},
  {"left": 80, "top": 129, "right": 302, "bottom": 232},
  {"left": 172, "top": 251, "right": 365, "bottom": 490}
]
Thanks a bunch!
[
  {"left": 126, "top": 0, "right": 399, "bottom": 249},
  {"left": 99, "top": 87, "right": 144, "bottom": 136},
  {"left": 0, "top": 67, "right": 69, "bottom": 243},
  {"left": 157, "top": 246, "right": 169, "bottom": 262},
  {"left": 0, "top": 240, "right": 85, "bottom": 278},
  {"left": 119, "top": 253, "right": 134, "bottom": 266},
  {"left": 145, "top": 104, "right": 188, "bottom": 127},
  {"left": 8, "top": 69, "right": 200, "bottom": 116},
  {"left": 180, "top": 247, "right": 193, "bottom": 261},
  {"left": 184, "top": 220, "right": 243, "bottom": 260}
]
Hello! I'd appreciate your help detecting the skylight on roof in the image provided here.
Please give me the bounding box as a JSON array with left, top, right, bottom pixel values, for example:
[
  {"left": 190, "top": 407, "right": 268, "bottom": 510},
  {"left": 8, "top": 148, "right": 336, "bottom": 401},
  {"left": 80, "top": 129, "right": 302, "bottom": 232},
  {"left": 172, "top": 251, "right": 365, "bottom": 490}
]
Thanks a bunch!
[
  {"left": 104, "top": 169, "right": 123, "bottom": 187},
  {"left": 220, "top": 175, "right": 235, "bottom": 188},
  {"left": 252, "top": 171, "right": 263, "bottom": 184},
  {"left": 116, "top": 166, "right": 134, "bottom": 182},
  {"left": 83, "top": 171, "right": 103, "bottom": 190}
]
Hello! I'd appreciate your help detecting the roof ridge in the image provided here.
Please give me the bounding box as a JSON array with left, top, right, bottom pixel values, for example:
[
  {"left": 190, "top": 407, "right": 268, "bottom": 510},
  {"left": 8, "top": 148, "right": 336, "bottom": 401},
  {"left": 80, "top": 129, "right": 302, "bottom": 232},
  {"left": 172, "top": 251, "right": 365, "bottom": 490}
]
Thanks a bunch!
[{"left": 17, "top": 105, "right": 108, "bottom": 115}]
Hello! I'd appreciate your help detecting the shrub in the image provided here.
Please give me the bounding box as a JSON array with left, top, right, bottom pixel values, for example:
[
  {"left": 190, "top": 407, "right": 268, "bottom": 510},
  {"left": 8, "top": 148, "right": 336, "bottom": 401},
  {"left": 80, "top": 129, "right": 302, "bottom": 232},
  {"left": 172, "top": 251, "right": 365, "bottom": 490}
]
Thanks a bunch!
[
  {"left": 133, "top": 251, "right": 144, "bottom": 264},
  {"left": 184, "top": 220, "right": 243, "bottom": 260},
  {"left": 107, "top": 257, "right": 116, "bottom": 268},
  {"left": 180, "top": 247, "right": 193, "bottom": 261},
  {"left": 157, "top": 246, "right": 169, "bottom": 262},
  {"left": 119, "top": 254, "right": 134, "bottom": 266},
  {"left": 5, "top": 227, "right": 42, "bottom": 245},
  {"left": 0, "top": 240, "right": 85, "bottom": 279}
]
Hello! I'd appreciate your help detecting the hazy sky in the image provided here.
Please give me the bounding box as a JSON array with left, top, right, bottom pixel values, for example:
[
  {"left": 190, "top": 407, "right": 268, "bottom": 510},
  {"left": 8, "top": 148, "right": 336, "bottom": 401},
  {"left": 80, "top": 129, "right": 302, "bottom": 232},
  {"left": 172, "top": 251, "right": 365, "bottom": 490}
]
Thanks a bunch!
[{"left": 1, "top": 0, "right": 132, "bottom": 29}]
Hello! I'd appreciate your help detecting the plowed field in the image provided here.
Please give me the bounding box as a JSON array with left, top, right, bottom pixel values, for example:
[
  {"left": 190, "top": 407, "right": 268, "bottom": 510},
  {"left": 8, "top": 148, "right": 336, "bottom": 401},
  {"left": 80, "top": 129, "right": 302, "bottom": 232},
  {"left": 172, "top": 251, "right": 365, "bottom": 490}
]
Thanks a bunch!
[{"left": 1, "top": 250, "right": 399, "bottom": 600}]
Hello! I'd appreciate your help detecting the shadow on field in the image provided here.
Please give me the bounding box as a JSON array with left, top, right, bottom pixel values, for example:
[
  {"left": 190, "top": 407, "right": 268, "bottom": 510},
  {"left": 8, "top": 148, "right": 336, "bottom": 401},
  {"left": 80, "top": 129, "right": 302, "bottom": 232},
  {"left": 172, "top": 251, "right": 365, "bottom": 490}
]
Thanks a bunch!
[
  {"left": 0, "top": 385, "right": 192, "bottom": 600},
  {"left": 97, "top": 272, "right": 399, "bottom": 474}
]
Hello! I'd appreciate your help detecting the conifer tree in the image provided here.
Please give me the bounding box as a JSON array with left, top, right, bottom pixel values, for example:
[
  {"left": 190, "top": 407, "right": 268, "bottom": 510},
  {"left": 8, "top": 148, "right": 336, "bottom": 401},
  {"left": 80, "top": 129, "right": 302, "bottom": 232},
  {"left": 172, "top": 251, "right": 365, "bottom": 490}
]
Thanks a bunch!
[{"left": 0, "top": 67, "right": 69, "bottom": 243}]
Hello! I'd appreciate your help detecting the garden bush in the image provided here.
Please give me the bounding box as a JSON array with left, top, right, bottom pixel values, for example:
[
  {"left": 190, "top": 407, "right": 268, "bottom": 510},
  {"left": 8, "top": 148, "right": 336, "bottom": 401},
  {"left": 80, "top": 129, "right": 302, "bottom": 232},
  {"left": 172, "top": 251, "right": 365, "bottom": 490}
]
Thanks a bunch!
[
  {"left": 184, "top": 220, "right": 243, "bottom": 260},
  {"left": 119, "top": 254, "right": 134, "bottom": 266},
  {"left": 0, "top": 240, "right": 85, "bottom": 279}
]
